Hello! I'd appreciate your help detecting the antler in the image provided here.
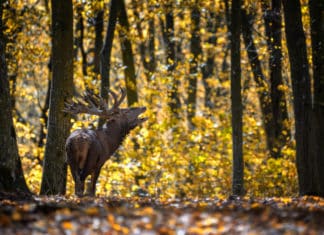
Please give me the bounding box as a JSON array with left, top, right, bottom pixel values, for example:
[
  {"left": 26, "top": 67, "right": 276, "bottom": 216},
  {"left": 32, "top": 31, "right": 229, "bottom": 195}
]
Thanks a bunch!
[
  {"left": 64, "top": 89, "right": 113, "bottom": 117},
  {"left": 63, "top": 87, "right": 127, "bottom": 118},
  {"left": 108, "top": 87, "right": 126, "bottom": 109}
]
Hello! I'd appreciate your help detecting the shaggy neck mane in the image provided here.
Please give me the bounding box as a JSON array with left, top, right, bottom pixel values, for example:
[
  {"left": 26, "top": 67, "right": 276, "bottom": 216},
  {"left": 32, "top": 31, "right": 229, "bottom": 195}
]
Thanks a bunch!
[{"left": 102, "top": 119, "right": 131, "bottom": 143}]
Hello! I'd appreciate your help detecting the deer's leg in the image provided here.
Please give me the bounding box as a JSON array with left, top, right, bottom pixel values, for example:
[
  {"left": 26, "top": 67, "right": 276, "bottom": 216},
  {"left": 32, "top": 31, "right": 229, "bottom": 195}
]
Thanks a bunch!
[
  {"left": 74, "top": 174, "right": 85, "bottom": 197},
  {"left": 75, "top": 178, "right": 85, "bottom": 197},
  {"left": 74, "top": 174, "right": 84, "bottom": 197},
  {"left": 70, "top": 165, "right": 85, "bottom": 197},
  {"left": 86, "top": 167, "right": 101, "bottom": 196}
]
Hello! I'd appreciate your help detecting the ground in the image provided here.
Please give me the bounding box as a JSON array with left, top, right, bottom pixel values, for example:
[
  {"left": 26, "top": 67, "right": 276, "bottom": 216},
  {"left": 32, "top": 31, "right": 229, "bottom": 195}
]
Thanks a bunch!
[{"left": 0, "top": 193, "right": 323, "bottom": 234}]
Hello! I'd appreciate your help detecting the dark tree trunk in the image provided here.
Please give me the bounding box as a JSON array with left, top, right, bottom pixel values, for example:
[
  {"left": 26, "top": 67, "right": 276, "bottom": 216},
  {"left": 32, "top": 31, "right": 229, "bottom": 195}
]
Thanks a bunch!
[
  {"left": 94, "top": 8, "right": 103, "bottom": 75},
  {"left": 241, "top": 9, "right": 277, "bottom": 159},
  {"left": 40, "top": 0, "right": 73, "bottom": 195},
  {"left": 219, "top": 0, "right": 230, "bottom": 96},
  {"left": 282, "top": 0, "right": 314, "bottom": 195},
  {"left": 147, "top": 15, "right": 156, "bottom": 77},
  {"left": 74, "top": 5, "right": 87, "bottom": 76},
  {"left": 201, "top": 10, "right": 219, "bottom": 108},
  {"left": 231, "top": 0, "right": 244, "bottom": 196},
  {"left": 38, "top": 60, "right": 52, "bottom": 150},
  {"left": 187, "top": 3, "right": 201, "bottom": 128},
  {"left": 118, "top": 0, "right": 138, "bottom": 106},
  {"left": 100, "top": 0, "right": 119, "bottom": 126},
  {"left": 0, "top": 1, "right": 30, "bottom": 193},
  {"left": 133, "top": 0, "right": 156, "bottom": 81},
  {"left": 175, "top": 11, "right": 185, "bottom": 66},
  {"left": 36, "top": 60, "right": 52, "bottom": 166},
  {"left": 162, "top": 4, "right": 181, "bottom": 117},
  {"left": 262, "top": 0, "right": 290, "bottom": 158},
  {"left": 4, "top": 3, "right": 19, "bottom": 112},
  {"left": 309, "top": 0, "right": 324, "bottom": 196}
]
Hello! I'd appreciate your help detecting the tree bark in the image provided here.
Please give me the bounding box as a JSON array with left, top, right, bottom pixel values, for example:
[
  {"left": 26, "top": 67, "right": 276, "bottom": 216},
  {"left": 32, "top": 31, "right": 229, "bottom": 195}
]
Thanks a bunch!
[
  {"left": 162, "top": 3, "right": 181, "bottom": 117},
  {"left": 133, "top": 0, "right": 156, "bottom": 82},
  {"left": 94, "top": 6, "right": 104, "bottom": 75},
  {"left": 262, "top": 0, "right": 290, "bottom": 158},
  {"left": 100, "top": 0, "right": 119, "bottom": 126},
  {"left": 40, "top": 0, "right": 73, "bottom": 195},
  {"left": 118, "top": 0, "right": 138, "bottom": 106},
  {"left": 309, "top": 0, "right": 324, "bottom": 196},
  {"left": 219, "top": 0, "right": 230, "bottom": 95},
  {"left": 241, "top": 9, "right": 276, "bottom": 159},
  {"left": 74, "top": 4, "right": 87, "bottom": 76},
  {"left": 231, "top": 0, "right": 244, "bottom": 196},
  {"left": 146, "top": 14, "right": 156, "bottom": 78},
  {"left": 0, "top": 1, "right": 30, "bottom": 193},
  {"left": 282, "top": 0, "right": 313, "bottom": 195},
  {"left": 201, "top": 9, "right": 219, "bottom": 108},
  {"left": 36, "top": 60, "right": 52, "bottom": 166},
  {"left": 187, "top": 2, "right": 201, "bottom": 128}
]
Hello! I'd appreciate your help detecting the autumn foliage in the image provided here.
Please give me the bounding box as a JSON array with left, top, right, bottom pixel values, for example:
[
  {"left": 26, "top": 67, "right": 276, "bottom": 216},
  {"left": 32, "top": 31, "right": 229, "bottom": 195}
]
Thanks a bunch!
[
  {"left": 0, "top": 194, "right": 323, "bottom": 234},
  {"left": 6, "top": 0, "right": 315, "bottom": 198}
]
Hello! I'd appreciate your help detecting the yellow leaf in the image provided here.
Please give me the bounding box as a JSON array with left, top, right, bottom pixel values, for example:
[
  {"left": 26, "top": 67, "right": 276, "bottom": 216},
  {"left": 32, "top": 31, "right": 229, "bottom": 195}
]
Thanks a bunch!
[
  {"left": 84, "top": 207, "right": 100, "bottom": 216},
  {"left": 61, "top": 221, "right": 73, "bottom": 230}
]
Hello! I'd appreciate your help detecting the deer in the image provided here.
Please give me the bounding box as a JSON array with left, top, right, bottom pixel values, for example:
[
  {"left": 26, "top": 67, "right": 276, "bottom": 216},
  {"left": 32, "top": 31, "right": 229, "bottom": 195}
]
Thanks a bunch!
[{"left": 63, "top": 88, "right": 147, "bottom": 196}]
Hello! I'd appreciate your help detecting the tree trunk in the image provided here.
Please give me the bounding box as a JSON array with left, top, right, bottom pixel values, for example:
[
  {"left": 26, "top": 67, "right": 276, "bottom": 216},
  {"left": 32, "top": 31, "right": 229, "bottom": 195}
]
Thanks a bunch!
[
  {"left": 74, "top": 4, "right": 87, "bottom": 76},
  {"left": 94, "top": 6, "right": 104, "bottom": 75},
  {"left": 282, "top": 0, "right": 313, "bottom": 195},
  {"left": 100, "top": 0, "right": 119, "bottom": 126},
  {"left": 231, "top": 0, "right": 244, "bottom": 196},
  {"left": 219, "top": 0, "right": 230, "bottom": 96},
  {"left": 118, "top": 0, "right": 138, "bottom": 106},
  {"left": 36, "top": 60, "right": 52, "bottom": 166},
  {"left": 147, "top": 15, "right": 156, "bottom": 78},
  {"left": 262, "top": 0, "right": 290, "bottom": 158},
  {"left": 40, "top": 0, "right": 73, "bottom": 195},
  {"left": 133, "top": 0, "right": 156, "bottom": 82},
  {"left": 241, "top": 9, "right": 276, "bottom": 159},
  {"left": 0, "top": 1, "right": 30, "bottom": 193},
  {"left": 201, "top": 10, "right": 219, "bottom": 108},
  {"left": 309, "top": 0, "right": 324, "bottom": 196},
  {"left": 187, "top": 3, "right": 201, "bottom": 128},
  {"left": 162, "top": 4, "right": 181, "bottom": 117}
]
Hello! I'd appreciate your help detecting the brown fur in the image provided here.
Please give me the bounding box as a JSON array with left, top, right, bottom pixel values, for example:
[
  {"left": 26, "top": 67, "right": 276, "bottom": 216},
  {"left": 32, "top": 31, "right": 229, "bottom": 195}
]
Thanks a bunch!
[
  {"left": 66, "top": 132, "right": 91, "bottom": 170},
  {"left": 66, "top": 107, "right": 147, "bottom": 196}
]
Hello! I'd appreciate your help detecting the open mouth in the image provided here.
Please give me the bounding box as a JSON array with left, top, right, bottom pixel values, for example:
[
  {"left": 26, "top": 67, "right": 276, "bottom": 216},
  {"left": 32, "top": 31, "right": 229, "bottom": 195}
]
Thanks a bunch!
[
  {"left": 137, "top": 116, "right": 148, "bottom": 124},
  {"left": 136, "top": 108, "right": 148, "bottom": 125},
  {"left": 130, "top": 116, "right": 147, "bottom": 129}
]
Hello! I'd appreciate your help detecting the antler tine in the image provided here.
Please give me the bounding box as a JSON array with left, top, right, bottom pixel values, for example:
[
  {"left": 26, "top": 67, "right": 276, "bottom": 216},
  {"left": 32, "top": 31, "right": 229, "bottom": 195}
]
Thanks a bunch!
[
  {"left": 63, "top": 89, "right": 113, "bottom": 118},
  {"left": 63, "top": 88, "right": 128, "bottom": 117},
  {"left": 107, "top": 87, "right": 126, "bottom": 109},
  {"left": 63, "top": 101, "right": 77, "bottom": 114},
  {"left": 84, "top": 89, "right": 99, "bottom": 108},
  {"left": 63, "top": 100, "right": 94, "bottom": 115},
  {"left": 98, "top": 95, "right": 109, "bottom": 112},
  {"left": 116, "top": 87, "right": 126, "bottom": 107},
  {"left": 84, "top": 88, "right": 109, "bottom": 112},
  {"left": 107, "top": 89, "right": 119, "bottom": 109}
]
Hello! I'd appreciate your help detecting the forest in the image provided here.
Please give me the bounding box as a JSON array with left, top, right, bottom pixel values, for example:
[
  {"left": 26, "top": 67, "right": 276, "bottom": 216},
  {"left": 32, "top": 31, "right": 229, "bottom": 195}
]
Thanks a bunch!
[{"left": 0, "top": 0, "right": 323, "bottom": 234}]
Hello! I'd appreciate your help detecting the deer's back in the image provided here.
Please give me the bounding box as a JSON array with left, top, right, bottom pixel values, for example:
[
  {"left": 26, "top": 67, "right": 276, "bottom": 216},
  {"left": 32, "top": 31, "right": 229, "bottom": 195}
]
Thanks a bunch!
[{"left": 66, "top": 129, "right": 103, "bottom": 178}]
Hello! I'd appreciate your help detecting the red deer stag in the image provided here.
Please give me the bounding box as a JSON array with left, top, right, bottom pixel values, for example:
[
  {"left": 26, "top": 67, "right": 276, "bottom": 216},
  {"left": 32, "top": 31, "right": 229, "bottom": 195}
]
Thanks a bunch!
[{"left": 64, "top": 88, "right": 147, "bottom": 196}]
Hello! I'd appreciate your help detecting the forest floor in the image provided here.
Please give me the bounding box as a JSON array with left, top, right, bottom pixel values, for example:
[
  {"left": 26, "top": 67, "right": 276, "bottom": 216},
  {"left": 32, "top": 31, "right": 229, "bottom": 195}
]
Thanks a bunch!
[{"left": 0, "top": 193, "right": 323, "bottom": 235}]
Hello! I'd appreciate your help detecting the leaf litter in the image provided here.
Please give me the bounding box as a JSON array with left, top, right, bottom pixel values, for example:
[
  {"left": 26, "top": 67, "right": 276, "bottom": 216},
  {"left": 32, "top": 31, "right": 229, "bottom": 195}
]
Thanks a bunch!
[{"left": 0, "top": 193, "right": 323, "bottom": 234}]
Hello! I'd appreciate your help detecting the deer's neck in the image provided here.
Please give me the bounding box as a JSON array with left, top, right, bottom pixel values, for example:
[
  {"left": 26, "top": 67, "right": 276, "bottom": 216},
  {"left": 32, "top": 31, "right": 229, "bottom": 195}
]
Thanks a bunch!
[{"left": 101, "top": 121, "right": 131, "bottom": 151}]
